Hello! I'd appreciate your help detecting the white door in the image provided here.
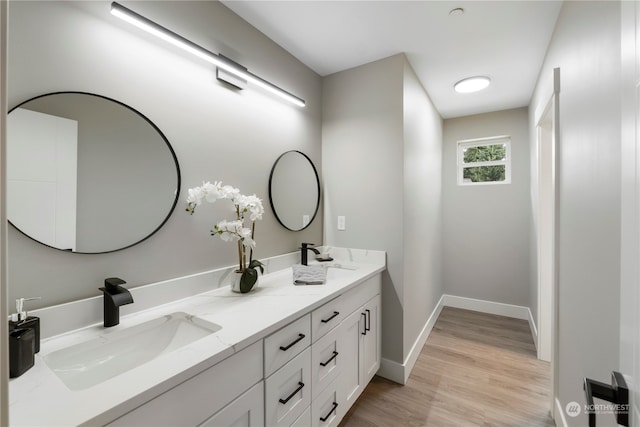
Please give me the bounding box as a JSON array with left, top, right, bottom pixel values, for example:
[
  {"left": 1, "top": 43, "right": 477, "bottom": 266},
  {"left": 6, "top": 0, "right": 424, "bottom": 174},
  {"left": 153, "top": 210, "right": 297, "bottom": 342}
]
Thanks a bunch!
[
  {"left": 621, "top": 0, "right": 640, "bottom": 424},
  {"left": 7, "top": 108, "right": 78, "bottom": 250}
]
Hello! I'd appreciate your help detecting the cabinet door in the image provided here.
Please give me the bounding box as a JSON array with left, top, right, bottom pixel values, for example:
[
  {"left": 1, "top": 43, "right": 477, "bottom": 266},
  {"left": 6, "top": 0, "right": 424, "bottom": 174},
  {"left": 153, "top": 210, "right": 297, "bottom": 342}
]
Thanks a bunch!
[
  {"left": 199, "top": 382, "right": 264, "bottom": 427},
  {"left": 338, "top": 309, "right": 365, "bottom": 410},
  {"left": 361, "top": 295, "right": 381, "bottom": 383}
]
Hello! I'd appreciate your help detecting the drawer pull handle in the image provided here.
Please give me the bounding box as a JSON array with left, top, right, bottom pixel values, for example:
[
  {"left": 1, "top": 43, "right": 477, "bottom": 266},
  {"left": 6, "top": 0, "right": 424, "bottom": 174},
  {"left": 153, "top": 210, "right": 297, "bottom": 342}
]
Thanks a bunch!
[
  {"left": 361, "top": 312, "right": 367, "bottom": 335},
  {"left": 320, "top": 402, "right": 338, "bottom": 422},
  {"left": 365, "top": 309, "right": 371, "bottom": 332},
  {"left": 279, "top": 381, "right": 305, "bottom": 405},
  {"left": 320, "top": 351, "right": 339, "bottom": 367},
  {"left": 321, "top": 311, "right": 340, "bottom": 323},
  {"left": 279, "top": 334, "right": 306, "bottom": 351}
]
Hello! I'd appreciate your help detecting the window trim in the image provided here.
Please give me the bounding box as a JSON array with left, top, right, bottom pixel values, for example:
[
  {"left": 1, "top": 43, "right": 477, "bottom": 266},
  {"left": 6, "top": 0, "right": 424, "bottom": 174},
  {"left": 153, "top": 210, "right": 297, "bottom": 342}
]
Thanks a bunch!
[{"left": 457, "top": 135, "right": 512, "bottom": 186}]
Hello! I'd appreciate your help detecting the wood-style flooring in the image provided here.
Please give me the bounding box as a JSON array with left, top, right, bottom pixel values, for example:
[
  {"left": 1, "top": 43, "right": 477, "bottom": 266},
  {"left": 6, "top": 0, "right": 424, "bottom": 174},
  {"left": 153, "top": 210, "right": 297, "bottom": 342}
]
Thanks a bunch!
[{"left": 339, "top": 307, "right": 555, "bottom": 427}]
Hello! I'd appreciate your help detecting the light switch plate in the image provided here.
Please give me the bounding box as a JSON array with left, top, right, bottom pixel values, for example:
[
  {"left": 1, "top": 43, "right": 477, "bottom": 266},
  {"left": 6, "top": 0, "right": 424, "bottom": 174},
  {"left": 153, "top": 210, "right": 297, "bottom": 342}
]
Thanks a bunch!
[{"left": 337, "top": 216, "right": 346, "bottom": 231}]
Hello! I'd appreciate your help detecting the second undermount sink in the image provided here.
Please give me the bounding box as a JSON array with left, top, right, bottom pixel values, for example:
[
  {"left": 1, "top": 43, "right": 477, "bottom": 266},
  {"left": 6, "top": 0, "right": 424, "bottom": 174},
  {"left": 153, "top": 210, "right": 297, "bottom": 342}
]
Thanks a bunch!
[{"left": 43, "top": 312, "right": 221, "bottom": 391}]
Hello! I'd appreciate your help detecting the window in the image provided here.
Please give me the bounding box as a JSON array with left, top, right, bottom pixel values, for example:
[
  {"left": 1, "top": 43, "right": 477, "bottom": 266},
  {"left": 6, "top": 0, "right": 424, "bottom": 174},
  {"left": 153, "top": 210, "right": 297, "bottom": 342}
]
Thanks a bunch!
[{"left": 457, "top": 136, "right": 511, "bottom": 185}]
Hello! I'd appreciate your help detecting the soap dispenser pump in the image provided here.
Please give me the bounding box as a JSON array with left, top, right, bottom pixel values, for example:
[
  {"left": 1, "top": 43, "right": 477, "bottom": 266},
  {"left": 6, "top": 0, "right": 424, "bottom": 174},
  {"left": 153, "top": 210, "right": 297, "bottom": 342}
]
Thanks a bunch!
[{"left": 9, "top": 297, "right": 41, "bottom": 353}]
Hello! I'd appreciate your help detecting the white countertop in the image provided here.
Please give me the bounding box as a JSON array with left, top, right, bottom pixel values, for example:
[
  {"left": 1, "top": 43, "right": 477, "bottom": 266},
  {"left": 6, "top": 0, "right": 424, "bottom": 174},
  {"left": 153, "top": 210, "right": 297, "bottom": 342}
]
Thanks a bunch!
[{"left": 9, "top": 249, "right": 385, "bottom": 426}]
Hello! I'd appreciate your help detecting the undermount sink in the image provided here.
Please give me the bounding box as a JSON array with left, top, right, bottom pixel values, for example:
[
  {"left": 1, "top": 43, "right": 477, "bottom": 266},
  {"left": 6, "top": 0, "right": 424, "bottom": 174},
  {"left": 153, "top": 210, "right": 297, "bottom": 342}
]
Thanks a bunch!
[{"left": 43, "top": 312, "right": 221, "bottom": 390}]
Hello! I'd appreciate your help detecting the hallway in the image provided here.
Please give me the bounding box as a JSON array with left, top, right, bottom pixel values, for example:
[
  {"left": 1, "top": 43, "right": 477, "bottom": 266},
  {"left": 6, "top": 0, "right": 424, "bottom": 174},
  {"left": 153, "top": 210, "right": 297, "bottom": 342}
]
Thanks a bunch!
[{"left": 340, "top": 307, "right": 554, "bottom": 427}]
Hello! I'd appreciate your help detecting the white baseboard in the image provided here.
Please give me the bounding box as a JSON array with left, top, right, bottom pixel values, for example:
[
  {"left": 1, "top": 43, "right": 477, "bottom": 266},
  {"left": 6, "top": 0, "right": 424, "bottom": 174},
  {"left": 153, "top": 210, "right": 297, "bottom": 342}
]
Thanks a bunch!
[
  {"left": 377, "top": 294, "right": 538, "bottom": 385},
  {"left": 378, "top": 358, "right": 404, "bottom": 384},
  {"left": 441, "top": 294, "right": 531, "bottom": 319},
  {"left": 377, "top": 295, "right": 444, "bottom": 385},
  {"left": 555, "top": 397, "right": 568, "bottom": 427},
  {"left": 528, "top": 308, "right": 538, "bottom": 350}
]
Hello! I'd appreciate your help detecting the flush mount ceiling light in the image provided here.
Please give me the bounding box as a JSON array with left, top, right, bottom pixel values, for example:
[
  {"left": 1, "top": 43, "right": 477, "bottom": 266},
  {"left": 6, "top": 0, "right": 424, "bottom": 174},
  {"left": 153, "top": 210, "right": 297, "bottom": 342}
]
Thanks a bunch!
[
  {"left": 110, "top": 2, "right": 305, "bottom": 107},
  {"left": 454, "top": 76, "right": 491, "bottom": 93}
]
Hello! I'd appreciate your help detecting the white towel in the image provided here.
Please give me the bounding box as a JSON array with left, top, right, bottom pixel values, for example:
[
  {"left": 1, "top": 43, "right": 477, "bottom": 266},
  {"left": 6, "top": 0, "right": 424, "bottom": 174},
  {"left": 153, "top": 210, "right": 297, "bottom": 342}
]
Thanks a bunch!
[{"left": 292, "top": 264, "right": 327, "bottom": 284}]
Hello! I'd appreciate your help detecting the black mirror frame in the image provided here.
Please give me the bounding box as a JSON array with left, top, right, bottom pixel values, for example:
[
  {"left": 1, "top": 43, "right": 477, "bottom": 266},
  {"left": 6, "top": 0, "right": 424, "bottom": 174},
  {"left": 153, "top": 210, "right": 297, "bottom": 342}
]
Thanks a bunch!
[
  {"left": 268, "top": 150, "right": 320, "bottom": 232},
  {"left": 7, "top": 91, "right": 181, "bottom": 254}
]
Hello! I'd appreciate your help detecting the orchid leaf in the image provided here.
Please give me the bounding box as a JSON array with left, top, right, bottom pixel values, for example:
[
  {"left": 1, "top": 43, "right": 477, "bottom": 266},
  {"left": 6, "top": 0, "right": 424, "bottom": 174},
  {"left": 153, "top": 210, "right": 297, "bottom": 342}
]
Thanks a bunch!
[
  {"left": 249, "top": 259, "right": 264, "bottom": 274},
  {"left": 240, "top": 268, "right": 258, "bottom": 293}
]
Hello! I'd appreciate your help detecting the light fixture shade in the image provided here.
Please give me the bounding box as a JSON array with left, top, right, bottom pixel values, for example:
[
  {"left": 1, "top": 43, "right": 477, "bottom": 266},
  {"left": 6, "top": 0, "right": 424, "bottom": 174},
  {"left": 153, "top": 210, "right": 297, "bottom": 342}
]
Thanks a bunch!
[
  {"left": 110, "top": 2, "right": 305, "bottom": 107},
  {"left": 454, "top": 76, "right": 491, "bottom": 93}
]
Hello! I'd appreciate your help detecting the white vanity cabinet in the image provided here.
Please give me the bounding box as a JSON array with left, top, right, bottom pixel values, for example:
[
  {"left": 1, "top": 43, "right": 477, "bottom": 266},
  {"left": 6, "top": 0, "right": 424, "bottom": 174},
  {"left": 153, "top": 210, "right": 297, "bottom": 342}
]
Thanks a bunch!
[{"left": 105, "top": 274, "right": 381, "bottom": 427}]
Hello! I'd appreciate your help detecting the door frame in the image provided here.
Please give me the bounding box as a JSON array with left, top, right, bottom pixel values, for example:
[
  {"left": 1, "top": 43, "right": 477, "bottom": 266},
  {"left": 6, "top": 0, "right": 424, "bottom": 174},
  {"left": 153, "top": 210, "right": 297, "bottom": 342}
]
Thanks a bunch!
[
  {"left": 1, "top": 0, "right": 9, "bottom": 424},
  {"left": 620, "top": 0, "right": 640, "bottom": 424},
  {"left": 534, "top": 67, "right": 560, "bottom": 422}
]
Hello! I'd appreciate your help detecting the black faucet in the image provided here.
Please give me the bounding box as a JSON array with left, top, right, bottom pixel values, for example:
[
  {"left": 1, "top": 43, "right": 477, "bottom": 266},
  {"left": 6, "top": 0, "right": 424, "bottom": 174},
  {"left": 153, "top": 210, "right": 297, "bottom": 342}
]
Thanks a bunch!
[
  {"left": 300, "top": 243, "right": 320, "bottom": 266},
  {"left": 99, "top": 277, "right": 134, "bottom": 327}
]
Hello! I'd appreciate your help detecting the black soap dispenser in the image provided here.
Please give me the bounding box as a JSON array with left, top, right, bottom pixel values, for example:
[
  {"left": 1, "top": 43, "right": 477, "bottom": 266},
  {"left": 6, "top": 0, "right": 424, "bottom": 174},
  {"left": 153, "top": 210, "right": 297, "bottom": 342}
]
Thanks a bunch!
[
  {"left": 8, "top": 297, "right": 40, "bottom": 378},
  {"left": 9, "top": 297, "right": 41, "bottom": 353},
  {"left": 9, "top": 327, "right": 35, "bottom": 378}
]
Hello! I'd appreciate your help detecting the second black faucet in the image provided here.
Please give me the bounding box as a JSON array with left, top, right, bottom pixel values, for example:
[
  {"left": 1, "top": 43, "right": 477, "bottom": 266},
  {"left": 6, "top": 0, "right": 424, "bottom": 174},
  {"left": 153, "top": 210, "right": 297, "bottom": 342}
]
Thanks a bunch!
[{"left": 99, "top": 277, "right": 133, "bottom": 327}]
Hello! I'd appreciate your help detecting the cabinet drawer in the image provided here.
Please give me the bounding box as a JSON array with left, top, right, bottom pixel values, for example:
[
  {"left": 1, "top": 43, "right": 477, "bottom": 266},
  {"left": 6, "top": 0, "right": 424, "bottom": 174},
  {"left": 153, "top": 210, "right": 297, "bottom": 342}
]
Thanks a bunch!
[
  {"left": 311, "top": 324, "right": 341, "bottom": 399},
  {"left": 265, "top": 347, "right": 311, "bottom": 427},
  {"left": 311, "top": 378, "right": 342, "bottom": 427},
  {"left": 265, "top": 314, "right": 311, "bottom": 377},
  {"left": 311, "top": 296, "right": 344, "bottom": 342},
  {"left": 107, "top": 341, "right": 263, "bottom": 427},
  {"left": 199, "top": 381, "right": 264, "bottom": 427}
]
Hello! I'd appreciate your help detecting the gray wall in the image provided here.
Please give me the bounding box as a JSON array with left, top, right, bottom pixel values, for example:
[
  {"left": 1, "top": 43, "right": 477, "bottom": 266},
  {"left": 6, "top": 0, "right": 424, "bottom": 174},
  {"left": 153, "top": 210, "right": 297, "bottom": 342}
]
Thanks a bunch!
[
  {"left": 7, "top": 1, "right": 322, "bottom": 308},
  {"left": 402, "top": 62, "right": 443, "bottom": 357},
  {"left": 323, "top": 54, "right": 443, "bottom": 368},
  {"left": 442, "top": 108, "right": 531, "bottom": 307},
  {"left": 528, "top": 2, "right": 621, "bottom": 425}
]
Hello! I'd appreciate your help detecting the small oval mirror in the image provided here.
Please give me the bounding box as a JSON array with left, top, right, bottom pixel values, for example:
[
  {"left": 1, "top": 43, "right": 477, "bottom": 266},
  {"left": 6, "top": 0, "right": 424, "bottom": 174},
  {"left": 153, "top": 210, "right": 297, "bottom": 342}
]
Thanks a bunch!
[
  {"left": 268, "top": 150, "right": 320, "bottom": 231},
  {"left": 7, "top": 92, "right": 181, "bottom": 253}
]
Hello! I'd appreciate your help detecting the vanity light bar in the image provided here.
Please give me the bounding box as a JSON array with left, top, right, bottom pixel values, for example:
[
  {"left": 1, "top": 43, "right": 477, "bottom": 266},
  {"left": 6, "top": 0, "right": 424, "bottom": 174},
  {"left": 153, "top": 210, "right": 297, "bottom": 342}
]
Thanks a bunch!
[{"left": 110, "top": 2, "right": 306, "bottom": 107}]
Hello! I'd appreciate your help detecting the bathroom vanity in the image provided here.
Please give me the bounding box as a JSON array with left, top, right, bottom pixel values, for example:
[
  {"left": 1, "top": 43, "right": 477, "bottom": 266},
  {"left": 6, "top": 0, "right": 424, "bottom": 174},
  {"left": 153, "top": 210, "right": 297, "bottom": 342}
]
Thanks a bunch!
[{"left": 8, "top": 248, "right": 385, "bottom": 427}]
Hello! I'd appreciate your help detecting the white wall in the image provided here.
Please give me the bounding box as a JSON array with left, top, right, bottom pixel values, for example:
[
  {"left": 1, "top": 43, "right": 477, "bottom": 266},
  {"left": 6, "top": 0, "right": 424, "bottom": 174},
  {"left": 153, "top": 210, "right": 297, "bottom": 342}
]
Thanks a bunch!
[
  {"left": 442, "top": 108, "right": 531, "bottom": 307},
  {"left": 7, "top": 1, "right": 322, "bottom": 307},
  {"left": 529, "top": 2, "right": 621, "bottom": 425},
  {"left": 323, "top": 53, "right": 443, "bottom": 374}
]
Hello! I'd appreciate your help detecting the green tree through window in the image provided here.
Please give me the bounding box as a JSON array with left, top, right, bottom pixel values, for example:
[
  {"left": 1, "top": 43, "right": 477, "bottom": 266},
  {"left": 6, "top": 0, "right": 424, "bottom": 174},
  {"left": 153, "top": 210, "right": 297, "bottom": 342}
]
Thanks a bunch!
[
  {"left": 463, "top": 144, "right": 506, "bottom": 182},
  {"left": 457, "top": 137, "right": 511, "bottom": 185}
]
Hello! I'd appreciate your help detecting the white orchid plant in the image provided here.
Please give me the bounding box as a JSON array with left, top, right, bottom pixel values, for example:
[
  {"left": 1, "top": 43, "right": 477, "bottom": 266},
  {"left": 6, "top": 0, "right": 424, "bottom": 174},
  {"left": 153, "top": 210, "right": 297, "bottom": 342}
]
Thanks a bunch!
[{"left": 186, "top": 181, "right": 265, "bottom": 293}]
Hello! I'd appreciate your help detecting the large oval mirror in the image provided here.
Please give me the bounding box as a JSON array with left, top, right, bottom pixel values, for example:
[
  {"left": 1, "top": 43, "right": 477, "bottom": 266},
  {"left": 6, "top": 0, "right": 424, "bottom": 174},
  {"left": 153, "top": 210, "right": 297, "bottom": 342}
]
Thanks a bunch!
[
  {"left": 7, "top": 92, "right": 181, "bottom": 254},
  {"left": 269, "top": 150, "right": 320, "bottom": 231}
]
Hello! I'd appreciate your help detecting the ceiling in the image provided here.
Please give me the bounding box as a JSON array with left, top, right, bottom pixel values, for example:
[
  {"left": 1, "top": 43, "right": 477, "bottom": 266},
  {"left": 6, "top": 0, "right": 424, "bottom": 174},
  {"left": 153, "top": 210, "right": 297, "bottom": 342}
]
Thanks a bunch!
[{"left": 221, "top": 1, "right": 563, "bottom": 119}]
